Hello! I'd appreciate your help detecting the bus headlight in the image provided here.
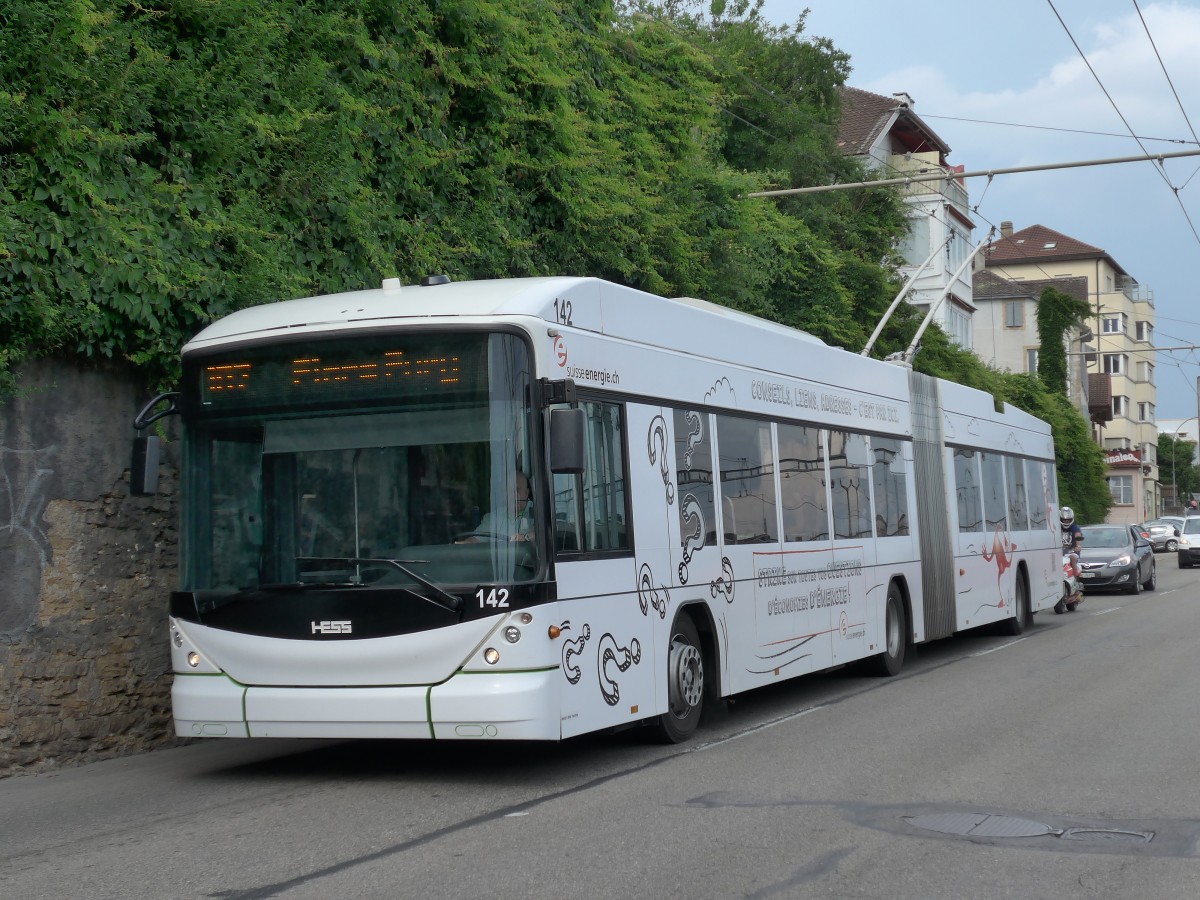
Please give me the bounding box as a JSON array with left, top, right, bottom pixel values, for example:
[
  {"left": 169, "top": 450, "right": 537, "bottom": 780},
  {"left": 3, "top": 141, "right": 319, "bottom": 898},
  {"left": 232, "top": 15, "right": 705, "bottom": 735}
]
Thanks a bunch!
[
  {"left": 503, "top": 626, "right": 521, "bottom": 644},
  {"left": 483, "top": 648, "right": 500, "bottom": 665}
]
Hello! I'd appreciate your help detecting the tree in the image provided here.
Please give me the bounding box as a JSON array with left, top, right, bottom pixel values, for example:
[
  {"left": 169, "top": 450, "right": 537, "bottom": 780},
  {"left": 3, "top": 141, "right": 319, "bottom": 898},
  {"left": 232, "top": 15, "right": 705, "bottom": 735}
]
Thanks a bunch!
[
  {"left": 1159, "top": 432, "right": 1199, "bottom": 510},
  {"left": 1, "top": 0, "right": 905, "bottom": 394}
]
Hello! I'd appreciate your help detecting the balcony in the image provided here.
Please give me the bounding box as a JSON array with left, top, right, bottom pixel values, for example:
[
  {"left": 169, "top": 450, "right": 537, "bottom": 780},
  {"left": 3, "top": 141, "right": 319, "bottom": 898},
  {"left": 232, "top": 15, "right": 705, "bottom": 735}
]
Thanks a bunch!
[
  {"left": 1088, "top": 373, "right": 1114, "bottom": 424},
  {"left": 887, "top": 152, "right": 970, "bottom": 212},
  {"left": 1117, "top": 275, "right": 1154, "bottom": 305}
]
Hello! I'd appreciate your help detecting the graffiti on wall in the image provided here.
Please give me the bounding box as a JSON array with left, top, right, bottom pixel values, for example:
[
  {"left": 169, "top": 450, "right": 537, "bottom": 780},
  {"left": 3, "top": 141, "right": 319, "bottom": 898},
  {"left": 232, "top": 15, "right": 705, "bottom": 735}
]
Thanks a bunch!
[{"left": 0, "top": 445, "right": 55, "bottom": 638}]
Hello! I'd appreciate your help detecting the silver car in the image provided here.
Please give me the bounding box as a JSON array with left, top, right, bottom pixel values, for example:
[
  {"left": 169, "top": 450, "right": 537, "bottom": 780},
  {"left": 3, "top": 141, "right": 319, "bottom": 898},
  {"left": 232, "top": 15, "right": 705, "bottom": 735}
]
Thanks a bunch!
[{"left": 1141, "top": 517, "right": 1184, "bottom": 552}]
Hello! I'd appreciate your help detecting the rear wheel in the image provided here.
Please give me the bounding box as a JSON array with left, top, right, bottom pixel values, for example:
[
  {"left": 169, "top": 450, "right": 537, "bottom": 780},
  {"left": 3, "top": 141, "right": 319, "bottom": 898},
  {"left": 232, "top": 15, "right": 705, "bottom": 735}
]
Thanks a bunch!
[
  {"left": 868, "top": 583, "right": 907, "bottom": 676},
  {"left": 1001, "top": 573, "right": 1028, "bottom": 635},
  {"left": 654, "top": 615, "right": 704, "bottom": 743}
]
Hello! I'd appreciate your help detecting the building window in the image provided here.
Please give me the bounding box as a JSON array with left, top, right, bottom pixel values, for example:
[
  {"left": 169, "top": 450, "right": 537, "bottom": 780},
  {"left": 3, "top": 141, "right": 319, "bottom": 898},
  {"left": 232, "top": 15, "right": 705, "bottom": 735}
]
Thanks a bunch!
[
  {"left": 1137, "top": 360, "right": 1154, "bottom": 384},
  {"left": 947, "top": 304, "right": 971, "bottom": 349},
  {"left": 948, "top": 229, "right": 968, "bottom": 272},
  {"left": 1102, "top": 314, "right": 1126, "bottom": 335},
  {"left": 1138, "top": 402, "right": 1154, "bottom": 423},
  {"left": 1025, "top": 347, "right": 1039, "bottom": 373},
  {"left": 1103, "top": 353, "right": 1127, "bottom": 375},
  {"left": 1004, "top": 301, "right": 1023, "bottom": 328},
  {"left": 1112, "top": 395, "right": 1128, "bottom": 418},
  {"left": 1136, "top": 321, "right": 1152, "bottom": 342},
  {"left": 1107, "top": 475, "right": 1133, "bottom": 505}
]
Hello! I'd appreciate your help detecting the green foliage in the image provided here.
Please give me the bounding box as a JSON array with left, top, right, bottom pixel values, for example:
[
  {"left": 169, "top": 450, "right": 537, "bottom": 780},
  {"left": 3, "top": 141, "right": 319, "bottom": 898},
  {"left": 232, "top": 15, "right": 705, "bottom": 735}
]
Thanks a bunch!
[
  {"left": 1, "top": 0, "right": 913, "bottom": 393},
  {"left": 1159, "top": 433, "right": 1199, "bottom": 508},
  {"left": 1035, "top": 285, "right": 1091, "bottom": 394}
]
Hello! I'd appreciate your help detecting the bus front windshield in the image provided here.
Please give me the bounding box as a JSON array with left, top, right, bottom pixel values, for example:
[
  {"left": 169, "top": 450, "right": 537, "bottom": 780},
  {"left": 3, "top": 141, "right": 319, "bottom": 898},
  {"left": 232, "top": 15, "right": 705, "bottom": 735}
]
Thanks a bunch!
[{"left": 181, "top": 332, "right": 537, "bottom": 596}]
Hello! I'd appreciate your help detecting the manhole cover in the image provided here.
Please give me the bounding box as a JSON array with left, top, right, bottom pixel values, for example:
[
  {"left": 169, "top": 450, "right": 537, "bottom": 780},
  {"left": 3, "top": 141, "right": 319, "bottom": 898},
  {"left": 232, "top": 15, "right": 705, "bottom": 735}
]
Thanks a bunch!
[{"left": 904, "top": 813, "right": 1058, "bottom": 838}]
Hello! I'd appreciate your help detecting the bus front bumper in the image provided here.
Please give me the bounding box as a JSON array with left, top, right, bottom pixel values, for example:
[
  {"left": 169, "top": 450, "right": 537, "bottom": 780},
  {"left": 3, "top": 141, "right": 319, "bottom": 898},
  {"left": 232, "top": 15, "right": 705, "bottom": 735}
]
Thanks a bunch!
[{"left": 172, "top": 668, "right": 562, "bottom": 740}]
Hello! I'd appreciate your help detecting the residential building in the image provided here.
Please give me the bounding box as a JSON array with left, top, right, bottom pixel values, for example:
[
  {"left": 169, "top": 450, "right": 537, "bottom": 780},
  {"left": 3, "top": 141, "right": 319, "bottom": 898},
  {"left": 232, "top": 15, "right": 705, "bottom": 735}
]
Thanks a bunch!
[
  {"left": 837, "top": 87, "right": 976, "bottom": 348},
  {"left": 981, "top": 223, "right": 1159, "bottom": 523},
  {"left": 973, "top": 269, "right": 1092, "bottom": 415}
]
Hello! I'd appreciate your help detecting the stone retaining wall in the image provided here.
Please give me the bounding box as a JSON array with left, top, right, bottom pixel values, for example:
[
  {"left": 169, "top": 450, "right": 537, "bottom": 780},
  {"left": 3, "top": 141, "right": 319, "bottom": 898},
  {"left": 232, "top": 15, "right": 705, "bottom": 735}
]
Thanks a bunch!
[{"left": 0, "top": 358, "right": 182, "bottom": 777}]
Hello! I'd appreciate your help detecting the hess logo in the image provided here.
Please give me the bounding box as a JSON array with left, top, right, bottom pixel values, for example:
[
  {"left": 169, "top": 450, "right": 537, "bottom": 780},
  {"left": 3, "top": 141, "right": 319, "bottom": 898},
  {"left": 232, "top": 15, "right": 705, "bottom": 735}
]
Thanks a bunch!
[{"left": 312, "top": 620, "right": 352, "bottom": 635}]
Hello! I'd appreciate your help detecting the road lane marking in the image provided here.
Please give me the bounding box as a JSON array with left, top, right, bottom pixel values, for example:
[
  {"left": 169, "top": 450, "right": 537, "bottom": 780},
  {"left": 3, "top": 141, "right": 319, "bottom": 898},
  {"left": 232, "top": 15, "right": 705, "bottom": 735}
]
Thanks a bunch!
[
  {"left": 970, "top": 637, "right": 1027, "bottom": 657},
  {"left": 689, "top": 704, "right": 827, "bottom": 753}
]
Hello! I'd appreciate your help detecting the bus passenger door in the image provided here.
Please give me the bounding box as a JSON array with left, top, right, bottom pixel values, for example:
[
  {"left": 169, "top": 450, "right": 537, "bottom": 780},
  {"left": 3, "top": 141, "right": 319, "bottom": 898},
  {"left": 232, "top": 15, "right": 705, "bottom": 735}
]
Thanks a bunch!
[
  {"left": 660, "top": 408, "right": 728, "bottom": 699},
  {"left": 554, "top": 400, "right": 658, "bottom": 739}
]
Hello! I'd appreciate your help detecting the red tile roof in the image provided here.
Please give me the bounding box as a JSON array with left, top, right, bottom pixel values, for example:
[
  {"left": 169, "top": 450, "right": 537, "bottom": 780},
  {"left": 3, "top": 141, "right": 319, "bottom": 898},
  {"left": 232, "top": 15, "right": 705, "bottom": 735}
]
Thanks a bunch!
[
  {"left": 836, "top": 86, "right": 951, "bottom": 157},
  {"left": 982, "top": 224, "right": 1128, "bottom": 276}
]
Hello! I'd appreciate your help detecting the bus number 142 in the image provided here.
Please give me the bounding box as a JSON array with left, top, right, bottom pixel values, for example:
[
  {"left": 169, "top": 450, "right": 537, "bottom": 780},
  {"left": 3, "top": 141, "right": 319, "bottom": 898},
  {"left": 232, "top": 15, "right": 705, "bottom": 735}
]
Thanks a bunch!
[{"left": 477, "top": 588, "right": 510, "bottom": 609}]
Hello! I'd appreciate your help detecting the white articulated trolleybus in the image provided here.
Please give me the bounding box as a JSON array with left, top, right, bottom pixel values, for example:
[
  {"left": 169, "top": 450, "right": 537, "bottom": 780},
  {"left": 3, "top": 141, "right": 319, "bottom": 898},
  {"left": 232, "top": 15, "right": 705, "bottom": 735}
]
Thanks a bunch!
[{"left": 152, "top": 275, "right": 1062, "bottom": 743}]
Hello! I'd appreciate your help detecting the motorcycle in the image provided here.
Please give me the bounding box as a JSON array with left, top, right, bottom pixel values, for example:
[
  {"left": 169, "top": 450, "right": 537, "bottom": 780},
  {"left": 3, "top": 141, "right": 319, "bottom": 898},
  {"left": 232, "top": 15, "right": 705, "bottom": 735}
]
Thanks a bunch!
[{"left": 1055, "top": 552, "right": 1084, "bottom": 614}]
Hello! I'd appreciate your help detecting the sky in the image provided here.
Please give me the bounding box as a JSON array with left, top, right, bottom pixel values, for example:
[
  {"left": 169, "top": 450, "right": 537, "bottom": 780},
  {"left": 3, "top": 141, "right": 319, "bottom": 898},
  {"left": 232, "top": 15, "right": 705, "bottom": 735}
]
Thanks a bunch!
[{"left": 758, "top": 0, "right": 1200, "bottom": 421}]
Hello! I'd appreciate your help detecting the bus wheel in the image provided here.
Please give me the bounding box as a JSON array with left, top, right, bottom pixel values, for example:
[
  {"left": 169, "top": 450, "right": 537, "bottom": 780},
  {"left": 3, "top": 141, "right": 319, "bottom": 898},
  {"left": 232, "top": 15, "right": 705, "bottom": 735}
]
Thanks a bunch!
[
  {"left": 1001, "top": 574, "right": 1028, "bottom": 635},
  {"left": 654, "top": 615, "right": 704, "bottom": 743},
  {"left": 869, "top": 583, "right": 906, "bottom": 677}
]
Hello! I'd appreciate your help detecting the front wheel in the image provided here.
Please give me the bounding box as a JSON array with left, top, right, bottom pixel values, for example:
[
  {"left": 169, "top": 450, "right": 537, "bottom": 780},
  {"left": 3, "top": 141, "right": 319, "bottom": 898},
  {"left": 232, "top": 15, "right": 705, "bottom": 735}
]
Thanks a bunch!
[
  {"left": 868, "top": 583, "right": 907, "bottom": 676},
  {"left": 1144, "top": 561, "right": 1157, "bottom": 591},
  {"left": 1166, "top": 539, "right": 1179, "bottom": 553},
  {"left": 1054, "top": 587, "right": 1067, "bottom": 615},
  {"left": 653, "top": 615, "right": 705, "bottom": 743}
]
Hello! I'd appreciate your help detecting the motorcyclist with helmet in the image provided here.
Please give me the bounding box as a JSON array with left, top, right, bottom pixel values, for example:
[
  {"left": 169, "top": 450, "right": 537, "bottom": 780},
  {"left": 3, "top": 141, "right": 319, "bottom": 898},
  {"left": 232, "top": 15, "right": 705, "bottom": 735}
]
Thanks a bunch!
[{"left": 1061, "top": 506, "right": 1083, "bottom": 553}]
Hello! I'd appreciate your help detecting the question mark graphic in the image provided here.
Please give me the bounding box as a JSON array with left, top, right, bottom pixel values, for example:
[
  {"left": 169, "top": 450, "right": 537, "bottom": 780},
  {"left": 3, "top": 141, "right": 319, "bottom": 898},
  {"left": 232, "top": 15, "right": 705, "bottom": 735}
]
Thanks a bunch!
[
  {"left": 647, "top": 415, "right": 674, "bottom": 505},
  {"left": 598, "top": 633, "right": 642, "bottom": 706},
  {"left": 562, "top": 623, "right": 591, "bottom": 685},
  {"left": 638, "top": 563, "right": 668, "bottom": 619},
  {"left": 677, "top": 494, "right": 705, "bottom": 584},
  {"left": 710, "top": 556, "right": 735, "bottom": 604},
  {"left": 683, "top": 410, "right": 702, "bottom": 471}
]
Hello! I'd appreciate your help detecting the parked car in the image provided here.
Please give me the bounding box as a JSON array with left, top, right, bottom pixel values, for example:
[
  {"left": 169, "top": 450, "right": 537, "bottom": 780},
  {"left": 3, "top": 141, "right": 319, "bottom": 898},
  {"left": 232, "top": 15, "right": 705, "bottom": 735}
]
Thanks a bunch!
[
  {"left": 1178, "top": 517, "right": 1200, "bottom": 568},
  {"left": 1141, "top": 517, "right": 1184, "bottom": 552},
  {"left": 1076, "top": 524, "right": 1156, "bottom": 593}
]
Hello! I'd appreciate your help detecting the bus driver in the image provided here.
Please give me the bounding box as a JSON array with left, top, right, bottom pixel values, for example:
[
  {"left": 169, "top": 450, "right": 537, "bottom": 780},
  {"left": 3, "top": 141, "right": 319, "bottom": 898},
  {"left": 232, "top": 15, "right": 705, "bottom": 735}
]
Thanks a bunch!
[{"left": 460, "top": 470, "right": 533, "bottom": 542}]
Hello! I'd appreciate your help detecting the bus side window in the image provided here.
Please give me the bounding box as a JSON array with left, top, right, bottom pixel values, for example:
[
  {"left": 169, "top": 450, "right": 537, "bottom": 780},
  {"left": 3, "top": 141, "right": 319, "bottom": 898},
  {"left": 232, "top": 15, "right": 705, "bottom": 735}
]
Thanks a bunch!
[
  {"left": 1026, "top": 458, "right": 1049, "bottom": 529},
  {"left": 554, "top": 401, "right": 629, "bottom": 554},
  {"left": 1006, "top": 455, "right": 1030, "bottom": 531},
  {"left": 954, "top": 448, "right": 982, "bottom": 533},
  {"left": 871, "top": 437, "right": 909, "bottom": 537},
  {"left": 980, "top": 452, "right": 1008, "bottom": 532},
  {"left": 673, "top": 409, "right": 717, "bottom": 548},
  {"left": 715, "top": 414, "right": 778, "bottom": 544},
  {"left": 778, "top": 422, "right": 827, "bottom": 542}
]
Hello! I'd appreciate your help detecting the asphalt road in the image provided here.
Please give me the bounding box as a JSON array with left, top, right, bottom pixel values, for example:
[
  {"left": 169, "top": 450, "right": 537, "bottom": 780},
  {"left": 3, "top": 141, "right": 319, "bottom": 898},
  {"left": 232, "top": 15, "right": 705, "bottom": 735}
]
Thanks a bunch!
[{"left": 3, "top": 558, "right": 1200, "bottom": 899}]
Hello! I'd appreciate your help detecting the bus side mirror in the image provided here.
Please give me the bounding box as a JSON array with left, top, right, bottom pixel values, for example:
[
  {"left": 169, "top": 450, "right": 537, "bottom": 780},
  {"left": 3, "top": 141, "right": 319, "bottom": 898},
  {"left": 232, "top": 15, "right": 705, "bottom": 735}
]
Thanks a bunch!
[
  {"left": 550, "top": 408, "right": 586, "bottom": 474},
  {"left": 131, "top": 435, "right": 160, "bottom": 496},
  {"left": 130, "top": 392, "right": 181, "bottom": 497}
]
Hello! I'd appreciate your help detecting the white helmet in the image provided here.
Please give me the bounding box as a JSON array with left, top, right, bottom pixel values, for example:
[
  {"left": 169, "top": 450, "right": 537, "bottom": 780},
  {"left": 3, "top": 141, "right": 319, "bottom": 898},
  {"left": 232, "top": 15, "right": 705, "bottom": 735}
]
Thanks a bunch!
[{"left": 1060, "top": 506, "right": 1075, "bottom": 526}]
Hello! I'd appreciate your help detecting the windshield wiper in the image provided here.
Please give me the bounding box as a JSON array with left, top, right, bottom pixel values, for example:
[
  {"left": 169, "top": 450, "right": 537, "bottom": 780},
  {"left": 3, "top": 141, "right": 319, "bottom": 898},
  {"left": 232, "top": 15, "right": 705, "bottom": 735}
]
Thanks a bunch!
[{"left": 296, "top": 556, "right": 462, "bottom": 612}]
